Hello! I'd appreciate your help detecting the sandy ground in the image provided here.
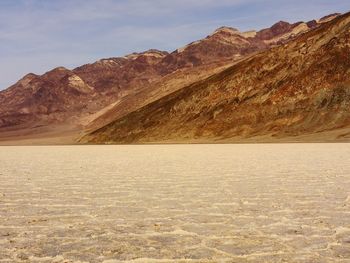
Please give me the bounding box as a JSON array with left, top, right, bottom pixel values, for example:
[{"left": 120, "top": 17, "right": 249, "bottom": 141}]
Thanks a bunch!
[
  {"left": 0, "top": 144, "right": 350, "bottom": 263},
  {"left": 0, "top": 124, "right": 79, "bottom": 146}
]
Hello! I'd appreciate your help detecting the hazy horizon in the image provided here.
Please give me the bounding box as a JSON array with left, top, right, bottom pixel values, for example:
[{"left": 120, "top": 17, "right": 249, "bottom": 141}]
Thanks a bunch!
[{"left": 1, "top": 0, "right": 350, "bottom": 90}]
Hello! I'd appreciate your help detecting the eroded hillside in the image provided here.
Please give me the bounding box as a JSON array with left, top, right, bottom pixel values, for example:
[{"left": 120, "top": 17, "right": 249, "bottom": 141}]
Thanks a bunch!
[{"left": 82, "top": 13, "right": 350, "bottom": 143}]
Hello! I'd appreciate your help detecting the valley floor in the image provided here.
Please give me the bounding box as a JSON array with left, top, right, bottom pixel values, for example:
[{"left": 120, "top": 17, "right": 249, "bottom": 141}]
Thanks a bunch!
[
  {"left": 1, "top": 126, "right": 350, "bottom": 145},
  {"left": 0, "top": 124, "right": 79, "bottom": 145},
  {"left": 0, "top": 144, "right": 350, "bottom": 262}
]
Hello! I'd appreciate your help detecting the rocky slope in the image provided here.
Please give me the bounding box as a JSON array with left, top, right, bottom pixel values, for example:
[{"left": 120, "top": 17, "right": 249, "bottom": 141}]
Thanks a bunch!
[
  {"left": 0, "top": 13, "right": 341, "bottom": 143},
  {"left": 0, "top": 50, "right": 169, "bottom": 134},
  {"left": 82, "top": 12, "right": 350, "bottom": 143},
  {"left": 84, "top": 16, "right": 337, "bottom": 133},
  {"left": 0, "top": 68, "right": 92, "bottom": 129}
]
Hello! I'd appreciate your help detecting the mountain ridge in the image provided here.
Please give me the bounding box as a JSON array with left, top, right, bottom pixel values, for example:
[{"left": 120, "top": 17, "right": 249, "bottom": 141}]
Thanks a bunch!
[
  {"left": 81, "top": 12, "right": 350, "bottom": 144},
  {"left": 0, "top": 12, "right": 345, "bottom": 144}
]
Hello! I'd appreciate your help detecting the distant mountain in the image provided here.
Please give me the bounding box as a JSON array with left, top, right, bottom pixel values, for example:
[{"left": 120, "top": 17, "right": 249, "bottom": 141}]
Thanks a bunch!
[
  {"left": 0, "top": 12, "right": 343, "bottom": 143},
  {"left": 81, "top": 12, "right": 350, "bottom": 143}
]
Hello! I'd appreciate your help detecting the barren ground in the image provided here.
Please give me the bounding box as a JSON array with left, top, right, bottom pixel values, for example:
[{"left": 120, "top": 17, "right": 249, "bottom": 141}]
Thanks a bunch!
[{"left": 0, "top": 144, "right": 350, "bottom": 262}]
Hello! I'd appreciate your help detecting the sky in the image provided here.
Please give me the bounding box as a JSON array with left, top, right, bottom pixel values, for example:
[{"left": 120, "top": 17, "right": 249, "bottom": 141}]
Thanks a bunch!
[{"left": 1, "top": 0, "right": 350, "bottom": 90}]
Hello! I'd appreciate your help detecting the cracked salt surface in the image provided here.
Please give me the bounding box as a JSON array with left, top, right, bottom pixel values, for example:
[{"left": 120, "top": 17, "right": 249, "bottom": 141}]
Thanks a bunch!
[{"left": 0, "top": 144, "right": 350, "bottom": 262}]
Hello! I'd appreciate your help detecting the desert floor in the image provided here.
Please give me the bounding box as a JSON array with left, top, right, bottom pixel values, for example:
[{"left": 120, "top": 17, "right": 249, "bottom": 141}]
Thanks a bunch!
[{"left": 0, "top": 144, "right": 350, "bottom": 262}]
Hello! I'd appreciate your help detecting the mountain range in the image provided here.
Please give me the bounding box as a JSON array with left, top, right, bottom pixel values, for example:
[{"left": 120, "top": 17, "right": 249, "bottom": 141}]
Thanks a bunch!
[{"left": 0, "top": 12, "right": 349, "bottom": 144}]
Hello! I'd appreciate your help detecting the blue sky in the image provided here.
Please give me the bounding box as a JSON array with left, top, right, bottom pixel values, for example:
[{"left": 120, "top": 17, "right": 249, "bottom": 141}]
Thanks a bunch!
[{"left": 1, "top": 0, "right": 350, "bottom": 90}]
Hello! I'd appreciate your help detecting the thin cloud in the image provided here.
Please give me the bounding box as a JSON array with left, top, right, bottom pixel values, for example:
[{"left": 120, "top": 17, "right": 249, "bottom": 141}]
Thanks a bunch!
[{"left": 0, "top": 0, "right": 349, "bottom": 89}]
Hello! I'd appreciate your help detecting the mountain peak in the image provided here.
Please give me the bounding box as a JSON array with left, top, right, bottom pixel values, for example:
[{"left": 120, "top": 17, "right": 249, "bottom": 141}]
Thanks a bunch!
[
  {"left": 274, "top": 20, "right": 291, "bottom": 25},
  {"left": 125, "top": 49, "right": 168, "bottom": 60},
  {"left": 52, "top": 66, "right": 69, "bottom": 72},
  {"left": 319, "top": 13, "right": 341, "bottom": 23},
  {"left": 270, "top": 21, "right": 292, "bottom": 31},
  {"left": 23, "top": 73, "right": 38, "bottom": 78},
  {"left": 16, "top": 73, "right": 38, "bottom": 88},
  {"left": 212, "top": 26, "right": 240, "bottom": 35}
]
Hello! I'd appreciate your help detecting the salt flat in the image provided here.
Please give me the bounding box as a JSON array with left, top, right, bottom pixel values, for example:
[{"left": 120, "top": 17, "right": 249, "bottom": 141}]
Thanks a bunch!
[{"left": 0, "top": 144, "right": 350, "bottom": 263}]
